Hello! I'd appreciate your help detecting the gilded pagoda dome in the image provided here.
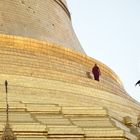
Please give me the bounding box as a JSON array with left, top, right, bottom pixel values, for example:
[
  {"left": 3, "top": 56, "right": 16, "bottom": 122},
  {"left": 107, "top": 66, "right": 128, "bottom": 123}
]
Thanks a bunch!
[{"left": 0, "top": 0, "right": 140, "bottom": 139}]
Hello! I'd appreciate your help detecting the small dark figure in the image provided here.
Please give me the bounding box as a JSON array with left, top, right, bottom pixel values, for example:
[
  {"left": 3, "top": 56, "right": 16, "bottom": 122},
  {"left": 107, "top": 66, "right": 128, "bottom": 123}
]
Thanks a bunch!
[
  {"left": 92, "top": 64, "right": 101, "bottom": 81},
  {"left": 135, "top": 80, "right": 140, "bottom": 86},
  {"left": 5, "top": 80, "right": 8, "bottom": 93}
]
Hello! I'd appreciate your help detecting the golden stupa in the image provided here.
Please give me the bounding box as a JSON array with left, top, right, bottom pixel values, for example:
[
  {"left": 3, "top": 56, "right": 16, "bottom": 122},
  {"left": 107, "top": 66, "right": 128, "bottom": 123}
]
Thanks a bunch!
[{"left": 0, "top": 0, "right": 140, "bottom": 139}]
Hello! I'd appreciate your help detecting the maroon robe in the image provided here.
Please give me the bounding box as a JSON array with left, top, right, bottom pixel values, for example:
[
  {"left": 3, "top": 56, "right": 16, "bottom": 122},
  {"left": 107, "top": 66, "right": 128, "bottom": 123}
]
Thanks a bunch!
[{"left": 92, "top": 65, "right": 101, "bottom": 81}]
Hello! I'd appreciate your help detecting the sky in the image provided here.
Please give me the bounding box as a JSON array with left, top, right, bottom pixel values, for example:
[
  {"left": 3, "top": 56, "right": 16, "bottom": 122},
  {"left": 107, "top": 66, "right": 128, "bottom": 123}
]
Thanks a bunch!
[{"left": 67, "top": 0, "right": 140, "bottom": 102}]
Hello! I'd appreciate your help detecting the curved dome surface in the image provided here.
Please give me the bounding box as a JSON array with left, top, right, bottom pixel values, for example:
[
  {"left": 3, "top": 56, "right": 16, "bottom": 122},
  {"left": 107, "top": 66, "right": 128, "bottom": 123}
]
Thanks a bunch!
[{"left": 0, "top": 0, "right": 85, "bottom": 54}]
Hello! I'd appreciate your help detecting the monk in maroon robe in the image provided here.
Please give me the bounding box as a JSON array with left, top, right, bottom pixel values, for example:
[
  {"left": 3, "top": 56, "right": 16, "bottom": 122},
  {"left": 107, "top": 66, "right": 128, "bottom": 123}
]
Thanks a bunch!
[{"left": 92, "top": 64, "right": 101, "bottom": 81}]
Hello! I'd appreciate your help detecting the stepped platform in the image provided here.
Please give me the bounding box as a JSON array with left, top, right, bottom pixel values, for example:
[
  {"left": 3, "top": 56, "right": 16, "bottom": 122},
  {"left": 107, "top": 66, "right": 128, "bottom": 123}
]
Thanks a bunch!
[
  {"left": 0, "top": 34, "right": 139, "bottom": 139},
  {"left": 0, "top": 103, "right": 138, "bottom": 140}
]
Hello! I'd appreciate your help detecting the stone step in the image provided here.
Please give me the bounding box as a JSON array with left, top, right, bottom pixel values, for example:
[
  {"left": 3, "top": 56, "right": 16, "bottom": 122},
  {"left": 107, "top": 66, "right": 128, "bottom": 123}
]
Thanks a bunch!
[
  {"left": 62, "top": 107, "right": 107, "bottom": 116},
  {"left": 12, "top": 124, "right": 47, "bottom": 132},
  {"left": 16, "top": 137, "right": 47, "bottom": 140},
  {"left": 47, "top": 125, "right": 84, "bottom": 135},
  {"left": 71, "top": 120, "right": 114, "bottom": 127},
  {"left": 36, "top": 118, "right": 71, "bottom": 125},
  {"left": 26, "top": 104, "right": 61, "bottom": 113},
  {"left": 0, "top": 111, "right": 34, "bottom": 122}
]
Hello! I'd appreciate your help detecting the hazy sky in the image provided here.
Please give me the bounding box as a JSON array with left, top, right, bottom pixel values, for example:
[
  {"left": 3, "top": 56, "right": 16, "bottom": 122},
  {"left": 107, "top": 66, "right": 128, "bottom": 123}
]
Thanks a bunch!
[{"left": 67, "top": 0, "right": 140, "bottom": 102}]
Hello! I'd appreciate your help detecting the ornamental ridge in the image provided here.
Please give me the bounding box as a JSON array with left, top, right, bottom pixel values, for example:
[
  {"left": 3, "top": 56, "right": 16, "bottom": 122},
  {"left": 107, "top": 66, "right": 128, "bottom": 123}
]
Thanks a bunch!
[{"left": 54, "top": 0, "right": 71, "bottom": 19}]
